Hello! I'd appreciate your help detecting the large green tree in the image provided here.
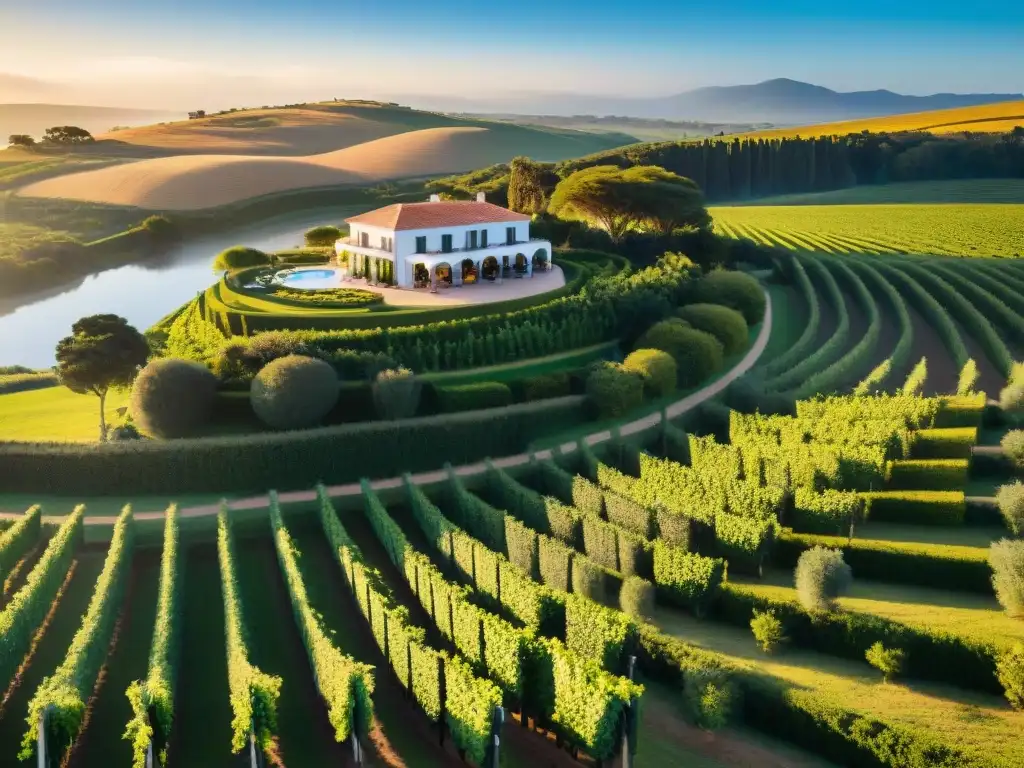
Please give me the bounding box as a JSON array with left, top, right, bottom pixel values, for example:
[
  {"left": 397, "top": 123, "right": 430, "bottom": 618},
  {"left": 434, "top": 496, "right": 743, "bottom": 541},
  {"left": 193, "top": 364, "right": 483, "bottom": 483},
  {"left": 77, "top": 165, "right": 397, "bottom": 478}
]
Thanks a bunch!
[
  {"left": 55, "top": 315, "right": 150, "bottom": 441},
  {"left": 507, "top": 156, "right": 558, "bottom": 214},
  {"left": 549, "top": 164, "right": 709, "bottom": 241}
]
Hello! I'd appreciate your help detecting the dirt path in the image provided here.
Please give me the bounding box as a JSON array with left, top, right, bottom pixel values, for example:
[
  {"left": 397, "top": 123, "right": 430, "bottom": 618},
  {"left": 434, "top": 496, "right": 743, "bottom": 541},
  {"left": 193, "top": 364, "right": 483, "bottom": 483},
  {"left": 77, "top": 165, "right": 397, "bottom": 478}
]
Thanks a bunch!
[
  {"left": 904, "top": 303, "right": 959, "bottom": 395},
  {"left": 954, "top": 319, "right": 1007, "bottom": 395}
]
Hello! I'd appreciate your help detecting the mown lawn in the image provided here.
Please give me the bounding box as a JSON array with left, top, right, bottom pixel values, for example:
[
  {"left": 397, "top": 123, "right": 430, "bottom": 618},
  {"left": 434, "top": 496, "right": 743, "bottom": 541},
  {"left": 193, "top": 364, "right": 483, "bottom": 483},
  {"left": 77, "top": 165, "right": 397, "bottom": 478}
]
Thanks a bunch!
[
  {"left": 653, "top": 608, "right": 1024, "bottom": 768},
  {"left": 0, "top": 386, "right": 129, "bottom": 443},
  {"left": 729, "top": 568, "right": 1024, "bottom": 649}
]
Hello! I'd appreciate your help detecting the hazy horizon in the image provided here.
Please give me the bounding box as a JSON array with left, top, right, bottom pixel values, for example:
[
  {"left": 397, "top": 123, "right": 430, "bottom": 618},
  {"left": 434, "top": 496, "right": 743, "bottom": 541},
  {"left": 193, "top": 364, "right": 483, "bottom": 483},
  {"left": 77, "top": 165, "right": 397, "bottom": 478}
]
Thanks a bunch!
[{"left": 2, "top": 1, "right": 1022, "bottom": 113}]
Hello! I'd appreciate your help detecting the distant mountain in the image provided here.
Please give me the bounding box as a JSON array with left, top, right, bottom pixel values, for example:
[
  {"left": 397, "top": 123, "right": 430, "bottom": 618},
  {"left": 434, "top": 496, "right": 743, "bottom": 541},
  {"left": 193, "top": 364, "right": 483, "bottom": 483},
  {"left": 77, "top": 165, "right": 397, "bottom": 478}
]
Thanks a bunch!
[
  {"left": 1, "top": 104, "right": 182, "bottom": 144},
  {"left": 396, "top": 79, "right": 1023, "bottom": 125}
]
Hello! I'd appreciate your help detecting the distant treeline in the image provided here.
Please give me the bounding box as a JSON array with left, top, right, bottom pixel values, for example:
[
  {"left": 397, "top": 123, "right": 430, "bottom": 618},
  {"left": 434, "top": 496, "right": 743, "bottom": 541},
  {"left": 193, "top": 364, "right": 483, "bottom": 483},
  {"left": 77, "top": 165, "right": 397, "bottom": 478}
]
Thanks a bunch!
[{"left": 432, "top": 129, "right": 1024, "bottom": 203}]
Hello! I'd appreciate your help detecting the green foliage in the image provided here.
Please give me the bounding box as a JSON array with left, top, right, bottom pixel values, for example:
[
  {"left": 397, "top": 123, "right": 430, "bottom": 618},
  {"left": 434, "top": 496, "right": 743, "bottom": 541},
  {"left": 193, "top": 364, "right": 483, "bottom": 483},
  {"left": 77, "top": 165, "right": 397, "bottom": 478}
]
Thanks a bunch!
[
  {"left": 635, "top": 319, "right": 724, "bottom": 389},
  {"left": 216, "top": 507, "right": 282, "bottom": 753},
  {"left": 165, "top": 297, "right": 226, "bottom": 363},
  {"left": 304, "top": 225, "right": 343, "bottom": 247},
  {"left": 507, "top": 156, "right": 558, "bottom": 214},
  {"left": 997, "top": 644, "right": 1024, "bottom": 710},
  {"left": 129, "top": 358, "right": 217, "bottom": 438},
  {"left": 902, "top": 357, "right": 928, "bottom": 396},
  {"left": 0, "top": 505, "right": 42, "bottom": 585},
  {"left": 958, "top": 359, "right": 980, "bottom": 396},
  {"left": 750, "top": 609, "right": 785, "bottom": 654},
  {"left": 0, "top": 371, "right": 58, "bottom": 394},
  {"left": 794, "top": 546, "right": 852, "bottom": 612},
  {"left": 22, "top": 507, "right": 135, "bottom": 759},
  {"left": 865, "top": 641, "right": 905, "bottom": 683},
  {"left": 581, "top": 515, "right": 619, "bottom": 570},
  {"left": 124, "top": 507, "right": 181, "bottom": 767},
  {"left": 676, "top": 303, "right": 749, "bottom": 356},
  {"left": 213, "top": 245, "right": 271, "bottom": 271},
  {"left": 1002, "top": 430, "right": 1024, "bottom": 469},
  {"left": 443, "top": 654, "right": 502, "bottom": 765},
  {"left": 269, "top": 494, "right": 374, "bottom": 743},
  {"left": 864, "top": 490, "right": 967, "bottom": 526},
  {"left": 585, "top": 361, "right": 644, "bottom": 418},
  {"left": 690, "top": 269, "right": 765, "bottom": 325},
  {"left": 885, "top": 459, "right": 969, "bottom": 491},
  {"left": 566, "top": 593, "right": 638, "bottom": 672},
  {"left": 619, "top": 576, "right": 655, "bottom": 620},
  {"left": 251, "top": 353, "right": 339, "bottom": 429},
  {"left": 682, "top": 667, "right": 733, "bottom": 730},
  {"left": 712, "top": 512, "right": 777, "bottom": 573},
  {"left": 989, "top": 539, "right": 1024, "bottom": 616},
  {"left": 652, "top": 541, "right": 724, "bottom": 613},
  {"left": 55, "top": 314, "right": 150, "bottom": 441},
  {"left": 372, "top": 367, "right": 421, "bottom": 420},
  {"left": 791, "top": 488, "right": 864, "bottom": 535},
  {"left": 1001, "top": 382, "right": 1024, "bottom": 414},
  {"left": 435, "top": 382, "right": 513, "bottom": 413},
  {"left": 604, "top": 490, "right": 654, "bottom": 539},
  {"left": 485, "top": 461, "right": 549, "bottom": 534},
  {"left": 446, "top": 469, "right": 506, "bottom": 554},
  {"left": 910, "top": 427, "right": 978, "bottom": 459},
  {"left": 853, "top": 359, "right": 892, "bottom": 396},
  {"left": 622, "top": 348, "right": 677, "bottom": 398},
  {"left": 570, "top": 555, "right": 607, "bottom": 603},
  {"left": 268, "top": 286, "right": 382, "bottom": 306},
  {"left": 539, "top": 535, "right": 573, "bottom": 593},
  {"left": 504, "top": 516, "right": 539, "bottom": 577},
  {"left": 519, "top": 372, "right": 571, "bottom": 401},
  {"left": 0, "top": 506, "right": 83, "bottom": 694}
]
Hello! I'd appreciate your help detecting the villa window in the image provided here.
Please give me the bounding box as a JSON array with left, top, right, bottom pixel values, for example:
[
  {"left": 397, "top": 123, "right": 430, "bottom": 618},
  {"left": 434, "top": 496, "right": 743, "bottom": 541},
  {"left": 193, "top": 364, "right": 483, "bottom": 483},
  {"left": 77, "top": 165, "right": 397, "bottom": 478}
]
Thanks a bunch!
[
  {"left": 359, "top": 232, "right": 369, "bottom": 247},
  {"left": 468, "top": 230, "right": 478, "bottom": 249},
  {"left": 481, "top": 229, "right": 488, "bottom": 248},
  {"left": 415, "top": 236, "right": 427, "bottom": 253},
  {"left": 442, "top": 234, "right": 453, "bottom": 253},
  {"left": 506, "top": 226, "right": 516, "bottom": 245}
]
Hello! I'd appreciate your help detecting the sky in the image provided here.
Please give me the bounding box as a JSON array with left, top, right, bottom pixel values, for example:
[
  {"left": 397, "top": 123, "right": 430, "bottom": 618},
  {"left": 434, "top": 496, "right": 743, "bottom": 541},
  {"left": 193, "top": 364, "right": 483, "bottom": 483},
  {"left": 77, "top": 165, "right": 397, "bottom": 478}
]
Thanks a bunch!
[{"left": 1, "top": 1, "right": 1022, "bottom": 110}]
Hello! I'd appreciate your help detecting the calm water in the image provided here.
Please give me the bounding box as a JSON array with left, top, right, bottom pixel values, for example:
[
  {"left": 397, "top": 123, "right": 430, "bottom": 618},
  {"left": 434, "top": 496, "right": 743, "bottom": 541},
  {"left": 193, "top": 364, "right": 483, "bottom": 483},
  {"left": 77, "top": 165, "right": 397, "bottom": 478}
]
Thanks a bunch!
[{"left": 0, "top": 208, "right": 343, "bottom": 369}]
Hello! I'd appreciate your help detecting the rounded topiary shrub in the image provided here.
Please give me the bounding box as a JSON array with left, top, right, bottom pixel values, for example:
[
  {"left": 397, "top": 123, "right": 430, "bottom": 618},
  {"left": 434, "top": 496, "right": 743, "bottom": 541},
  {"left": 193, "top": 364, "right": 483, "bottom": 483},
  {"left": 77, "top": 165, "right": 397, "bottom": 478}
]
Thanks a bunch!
[
  {"left": 998, "top": 644, "right": 1024, "bottom": 710},
  {"left": 304, "top": 225, "right": 343, "bottom": 248},
  {"left": 635, "top": 320, "right": 724, "bottom": 390},
  {"left": 619, "top": 576, "right": 655, "bottom": 619},
  {"left": 130, "top": 358, "right": 217, "bottom": 438},
  {"left": 585, "top": 362, "right": 644, "bottom": 418},
  {"left": 1002, "top": 430, "right": 1024, "bottom": 469},
  {"left": 623, "top": 348, "right": 677, "bottom": 398},
  {"left": 997, "top": 482, "right": 1024, "bottom": 536},
  {"left": 989, "top": 539, "right": 1024, "bottom": 616},
  {"left": 213, "top": 245, "right": 271, "bottom": 271},
  {"left": 676, "top": 303, "right": 749, "bottom": 356},
  {"left": 372, "top": 367, "right": 421, "bottom": 421},
  {"left": 794, "top": 546, "right": 852, "bottom": 612},
  {"left": 691, "top": 270, "right": 765, "bottom": 325},
  {"left": 251, "top": 354, "right": 339, "bottom": 429}
]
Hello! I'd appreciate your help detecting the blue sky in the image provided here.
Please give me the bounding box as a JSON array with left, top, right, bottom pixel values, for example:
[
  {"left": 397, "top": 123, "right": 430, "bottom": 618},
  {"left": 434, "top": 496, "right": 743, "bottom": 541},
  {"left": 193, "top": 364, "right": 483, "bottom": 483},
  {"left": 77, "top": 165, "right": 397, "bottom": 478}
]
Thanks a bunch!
[{"left": 1, "top": 1, "right": 1021, "bottom": 108}]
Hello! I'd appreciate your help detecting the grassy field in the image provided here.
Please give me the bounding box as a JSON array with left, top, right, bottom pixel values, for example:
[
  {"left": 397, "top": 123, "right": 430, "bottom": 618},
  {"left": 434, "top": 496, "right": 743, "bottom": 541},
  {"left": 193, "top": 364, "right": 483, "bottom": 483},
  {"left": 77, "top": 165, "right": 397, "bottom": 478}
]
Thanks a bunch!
[
  {"left": 721, "top": 178, "right": 1024, "bottom": 206},
  {"left": 0, "top": 386, "right": 129, "bottom": 443},
  {"left": 711, "top": 202, "right": 1024, "bottom": 257},
  {"left": 720, "top": 99, "right": 1024, "bottom": 140}
]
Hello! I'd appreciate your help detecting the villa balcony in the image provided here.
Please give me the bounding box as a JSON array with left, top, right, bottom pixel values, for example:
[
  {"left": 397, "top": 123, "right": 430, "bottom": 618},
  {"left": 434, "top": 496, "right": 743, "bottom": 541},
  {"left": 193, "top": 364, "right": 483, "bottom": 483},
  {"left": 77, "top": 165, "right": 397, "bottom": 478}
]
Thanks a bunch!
[
  {"left": 410, "top": 237, "right": 551, "bottom": 257},
  {"left": 334, "top": 238, "right": 393, "bottom": 258}
]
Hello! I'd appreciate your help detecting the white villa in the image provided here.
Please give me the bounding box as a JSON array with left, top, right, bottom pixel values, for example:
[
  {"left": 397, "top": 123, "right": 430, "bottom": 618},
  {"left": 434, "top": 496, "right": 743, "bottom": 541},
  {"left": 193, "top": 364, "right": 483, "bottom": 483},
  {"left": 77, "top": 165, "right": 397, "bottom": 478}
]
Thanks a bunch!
[{"left": 335, "top": 193, "right": 553, "bottom": 290}]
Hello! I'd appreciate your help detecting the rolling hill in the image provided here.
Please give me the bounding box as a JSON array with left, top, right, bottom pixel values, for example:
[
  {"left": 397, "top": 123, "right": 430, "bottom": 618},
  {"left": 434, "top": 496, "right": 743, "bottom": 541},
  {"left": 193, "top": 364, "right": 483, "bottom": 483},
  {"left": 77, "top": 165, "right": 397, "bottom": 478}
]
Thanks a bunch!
[
  {"left": 11, "top": 101, "right": 632, "bottom": 210},
  {"left": 0, "top": 103, "right": 181, "bottom": 144}
]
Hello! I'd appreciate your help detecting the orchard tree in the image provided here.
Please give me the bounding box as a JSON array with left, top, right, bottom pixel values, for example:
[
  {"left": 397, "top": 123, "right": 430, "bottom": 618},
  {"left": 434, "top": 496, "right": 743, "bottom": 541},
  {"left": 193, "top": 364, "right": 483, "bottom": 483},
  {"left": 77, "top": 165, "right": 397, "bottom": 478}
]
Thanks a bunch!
[
  {"left": 55, "top": 315, "right": 150, "bottom": 441},
  {"left": 549, "top": 164, "right": 709, "bottom": 241}
]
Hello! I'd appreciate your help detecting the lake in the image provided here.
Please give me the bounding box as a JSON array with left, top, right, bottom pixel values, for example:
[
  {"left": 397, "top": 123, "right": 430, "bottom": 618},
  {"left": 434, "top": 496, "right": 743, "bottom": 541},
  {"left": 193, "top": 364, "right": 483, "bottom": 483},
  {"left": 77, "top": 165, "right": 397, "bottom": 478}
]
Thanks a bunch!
[{"left": 0, "top": 208, "right": 346, "bottom": 369}]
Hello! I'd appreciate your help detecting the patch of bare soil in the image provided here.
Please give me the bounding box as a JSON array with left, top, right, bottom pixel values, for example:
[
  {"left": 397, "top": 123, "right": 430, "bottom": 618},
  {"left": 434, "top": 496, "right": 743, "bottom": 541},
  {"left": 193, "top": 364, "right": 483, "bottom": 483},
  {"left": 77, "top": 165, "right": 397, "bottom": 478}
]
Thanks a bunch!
[
  {"left": 954, "top": 319, "right": 1007, "bottom": 395},
  {"left": 902, "top": 304, "right": 959, "bottom": 395}
]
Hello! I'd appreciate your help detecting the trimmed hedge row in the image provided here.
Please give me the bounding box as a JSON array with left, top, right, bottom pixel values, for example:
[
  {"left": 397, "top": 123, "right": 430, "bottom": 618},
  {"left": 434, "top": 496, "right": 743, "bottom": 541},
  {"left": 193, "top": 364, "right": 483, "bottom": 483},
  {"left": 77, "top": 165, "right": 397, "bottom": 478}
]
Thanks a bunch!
[
  {"left": 216, "top": 506, "right": 281, "bottom": 753},
  {"left": 22, "top": 507, "right": 135, "bottom": 760},
  {"left": 713, "top": 584, "right": 1004, "bottom": 696},
  {"left": 269, "top": 494, "right": 374, "bottom": 744},
  {"left": 0, "top": 371, "right": 59, "bottom": 394},
  {"left": 791, "top": 489, "right": 864, "bottom": 535},
  {"left": 124, "top": 506, "right": 182, "bottom": 767},
  {"left": 863, "top": 491, "right": 967, "bottom": 526},
  {"left": 885, "top": 459, "right": 970, "bottom": 491},
  {"left": 772, "top": 530, "right": 993, "bottom": 595},
  {"left": 316, "top": 486, "right": 499, "bottom": 763},
  {"left": 0, "top": 506, "right": 83, "bottom": 694},
  {"left": 0, "top": 505, "right": 41, "bottom": 584},
  {"left": 759, "top": 255, "right": 820, "bottom": 379},
  {"left": 0, "top": 396, "right": 586, "bottom": 495},
  {"left": 910, "top": 428, "right": 978, "bottom": 460},
  {"left": 935, "top": 394, "right": 987, "bottom": 429}
]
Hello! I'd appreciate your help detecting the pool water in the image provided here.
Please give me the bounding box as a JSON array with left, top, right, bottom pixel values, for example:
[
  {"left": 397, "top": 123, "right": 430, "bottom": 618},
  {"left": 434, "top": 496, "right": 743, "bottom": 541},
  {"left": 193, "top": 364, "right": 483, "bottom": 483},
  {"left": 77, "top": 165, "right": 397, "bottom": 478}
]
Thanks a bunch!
[{"left": 278, "top": 267, "right": 343, "bottom": 289}]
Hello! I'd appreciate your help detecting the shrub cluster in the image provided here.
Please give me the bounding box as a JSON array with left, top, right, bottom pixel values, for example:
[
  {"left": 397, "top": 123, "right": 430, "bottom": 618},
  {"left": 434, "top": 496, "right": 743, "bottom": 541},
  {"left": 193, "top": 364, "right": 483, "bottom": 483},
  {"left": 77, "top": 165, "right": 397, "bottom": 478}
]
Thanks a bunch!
[
  {"left": 1003, "top": 430, "right": 1024, "bottom": 469},
  {"left": 434, "top": 382, "right": 513, "bottom": 413},
  {"left": 622, "top": 348, "right": 677, "bottom": 398},
  {"left": 676, "top": 303, "right": 749, "bottom": 356},
  {"left": 689, "top": 269, "right": 765, "bottom": 325},
  {"left": 213, "top": 245, "right": 271, "bottom": 271},
  {"left": 585, "top": 362, "right": 644, "bottom": 418},
  {"left": 865, "top": 642, "right": 904, "bottom": 683},
  {"left": 794, "top": 546, "right": 852, "bottom": 612},
  {"left": 304, "top": 225, "right": 344, "bottom": 247},
  {"left": 372, "top": 367, "right": 421, "bottom": 420},
  {"left": 997, "top": 482, "right": 1024, "bottom": 535},
  {"left": 251, "top": 354, "right": 340, "bottom": 429},
  {"left": 635, "top": 320, "right": 724, "bottom": 389},
  {"left": 989, "top": 539, "right": 1024, "bottom": 616},
  {"left": 130, "top": 358, "right": 218, "bottom": 438},
  {"left": 620, "top": 576, "right": 656, "bottom": 620}
]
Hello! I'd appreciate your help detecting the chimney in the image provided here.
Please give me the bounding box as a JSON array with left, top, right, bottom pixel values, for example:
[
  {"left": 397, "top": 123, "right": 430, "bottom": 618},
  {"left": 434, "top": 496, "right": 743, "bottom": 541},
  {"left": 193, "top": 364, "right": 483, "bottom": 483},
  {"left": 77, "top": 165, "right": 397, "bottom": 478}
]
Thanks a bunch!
[
  {"left": 476, "top": 191, "right": 486, "bottom": 203},
  {"left": 429, "top": 193, "right": 440, "bottom": 203}
]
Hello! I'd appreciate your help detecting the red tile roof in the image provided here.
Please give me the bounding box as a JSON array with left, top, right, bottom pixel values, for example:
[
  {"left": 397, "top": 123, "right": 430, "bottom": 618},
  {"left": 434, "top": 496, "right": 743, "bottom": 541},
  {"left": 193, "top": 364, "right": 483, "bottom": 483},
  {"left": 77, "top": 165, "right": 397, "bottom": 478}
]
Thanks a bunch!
[{"left": 345, "top": 201, "right": 530, "bottom": 231}]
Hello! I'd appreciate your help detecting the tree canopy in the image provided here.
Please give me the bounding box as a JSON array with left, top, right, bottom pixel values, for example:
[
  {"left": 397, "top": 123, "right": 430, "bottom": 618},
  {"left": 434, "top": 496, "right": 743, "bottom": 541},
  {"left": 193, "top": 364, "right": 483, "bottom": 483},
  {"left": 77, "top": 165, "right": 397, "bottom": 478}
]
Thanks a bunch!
[
  {"left": 8, "top": 134, "right": 35, "bottom": 148},
  {"left": 42, "top": 126, "right": 94, "bottom": 144},
  {"left": 549, "top": 164, "right": 709, "bottom": 241},
  {"left": 55, "top": 314, "right": 150, "bottom": 441}
]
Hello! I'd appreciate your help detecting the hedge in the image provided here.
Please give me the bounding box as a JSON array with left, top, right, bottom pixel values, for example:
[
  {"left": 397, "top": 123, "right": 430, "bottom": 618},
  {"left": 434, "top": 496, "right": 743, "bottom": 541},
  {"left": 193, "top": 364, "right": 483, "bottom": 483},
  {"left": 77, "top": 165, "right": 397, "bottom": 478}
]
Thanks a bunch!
[
  {"left": 791, "top": 489, "right": 864, "bottom": 535},
  {"left": 773, "top": 531, "right": 993, "bottom": 595},
  {"left": 435, "top": 382, "right": 514, "bottom": 413},
  {"left": 124, "top": 506, "right": 182, "bottom": 767},
  {"left": 539, "top": 535, "right": 573, "bottom": 593},
  {"left": 269, "top": 494, "right": 374, "bottom": 743},
  {"left": 443, "top": 654, "right": 503, "bottom": 765},
  {"left": 0, "top": 506, "right": 83, "bottom": 694},
  {"left": 0, "top": 395, "right": 587, "bottom": 496},
  {"left": 22, "top": 507, "right": 135, "bottom": 760},
  {"left": 652, "top": 541, "right": 725, "bottom": 614},
  {"left": 565, "top": 594, "right": 638, "bottom": 674},
  {"left": 712, "top": 512, "right": 777, "bottom": 575},
  {"left": 0, "top": 505, "right": 41, "bottom": 585},
  {"left": 215, "top": 507, "right": 281, "bottom": 753},
  {"left": 713, "top": 585, "right": 1003, "bottom": 696},
  {"left": 935, "top": 394, "right": 987, "bottom": 428},
  {"left": 885, "top": 459, "right": 970, "bottom": 491},
  {"left": 484, "top": 461, "right": 549, "bottom": 534},
  {"left": 910, "top": 428, "right": 978, "bottom": 459},
  {"left": 446, "top": 468, "right": 507, "bottom": 554},
  {"left": 863, "top": 491, "right": 967, "bottom": 526},
  {"left": 0, "top": 371, "right": 58, "bottom": 394},
  {"left": 605, "top": 490, "right": 655, "bottom": 539},
  {"left": 582, "top": 515, "right": 620, "bottom": 571}
]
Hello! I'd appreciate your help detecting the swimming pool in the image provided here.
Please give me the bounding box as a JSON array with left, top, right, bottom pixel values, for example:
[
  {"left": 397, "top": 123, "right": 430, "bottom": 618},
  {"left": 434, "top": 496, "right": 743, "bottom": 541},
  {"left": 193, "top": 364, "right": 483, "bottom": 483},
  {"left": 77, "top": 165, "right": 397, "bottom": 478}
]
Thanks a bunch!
[{"left": 277, "top": 267, "right": 343, "bottom": 289}]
